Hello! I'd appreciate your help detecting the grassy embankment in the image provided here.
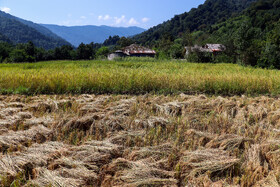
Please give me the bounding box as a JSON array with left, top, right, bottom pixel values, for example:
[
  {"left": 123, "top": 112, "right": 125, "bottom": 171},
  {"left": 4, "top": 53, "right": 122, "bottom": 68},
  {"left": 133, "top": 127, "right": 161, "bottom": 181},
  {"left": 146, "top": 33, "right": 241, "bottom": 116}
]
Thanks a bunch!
[{"left": 0, "top": 58, "right": 280, "bottom": 95}]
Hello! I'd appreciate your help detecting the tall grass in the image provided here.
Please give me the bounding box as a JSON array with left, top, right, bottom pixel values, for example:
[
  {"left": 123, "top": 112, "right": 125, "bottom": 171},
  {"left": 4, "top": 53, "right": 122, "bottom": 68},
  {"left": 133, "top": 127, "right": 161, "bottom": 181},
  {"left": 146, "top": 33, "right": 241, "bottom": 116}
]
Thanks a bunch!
[{"left": 0, "top": 59, "right": 280, "bottom": 95}]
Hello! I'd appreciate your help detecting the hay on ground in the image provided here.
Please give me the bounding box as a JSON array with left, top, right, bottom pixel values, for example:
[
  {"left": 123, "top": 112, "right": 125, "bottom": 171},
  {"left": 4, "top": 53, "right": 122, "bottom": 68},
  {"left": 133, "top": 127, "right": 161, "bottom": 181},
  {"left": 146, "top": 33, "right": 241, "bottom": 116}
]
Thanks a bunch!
[
  {"left": 100, "top": 158, "right": 177, "bottom": 187},
  {"left": 29, "top": 168, "right": 84, "bottom": 187},
  {"left": 134, "top": 117, "right": 169, "bottom": 129},
  {"left": 108, "top": 131, "right": 145, "bottom": 147},
  {"left": 179, "top": 148, "right": 240, "bottom": 180},
  {"left": 70, "top": 140, "right": 123, "bottom": 168},
  {"left": 126, "top": 143, "right": 174, "bottom": 161},
  {"left": 206, "top": 134, "right": 254, "bottom": 150},
  {"left": 154, "top": 101, "right": 185, "bottom": 116},
  {"left": 184, "top": 129, "right": 215, "bottom": 148},
  {"left": 254, "top": 171, "right": 280, "bottom": 187},
  {"left": 0, "top": 125, "right": 53, "bottom": 153}
]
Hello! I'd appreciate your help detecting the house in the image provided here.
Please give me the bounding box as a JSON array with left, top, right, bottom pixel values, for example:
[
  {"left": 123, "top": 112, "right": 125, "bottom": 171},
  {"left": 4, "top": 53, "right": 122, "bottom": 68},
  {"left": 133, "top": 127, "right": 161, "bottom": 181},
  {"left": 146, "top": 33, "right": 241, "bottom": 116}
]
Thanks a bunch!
[
  {"left": 185, "top": 44, "right": 226, "bottom": 56},
  {"left": 108, "top": 44, "right": 156, "bottom": 60},
  {"left": 108, "top": 50, "right": 127, "bottom": 60}
]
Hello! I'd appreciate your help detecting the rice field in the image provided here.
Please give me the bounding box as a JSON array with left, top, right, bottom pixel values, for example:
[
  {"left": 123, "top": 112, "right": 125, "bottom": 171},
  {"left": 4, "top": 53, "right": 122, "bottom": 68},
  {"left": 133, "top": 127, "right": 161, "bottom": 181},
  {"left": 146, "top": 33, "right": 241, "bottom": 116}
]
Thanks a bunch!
[
  {"left": 0, "top": 60, "right": 280, "bottom": 186},
  {"left": 0, "top": 59, "right": 280, "bottom": 95}
]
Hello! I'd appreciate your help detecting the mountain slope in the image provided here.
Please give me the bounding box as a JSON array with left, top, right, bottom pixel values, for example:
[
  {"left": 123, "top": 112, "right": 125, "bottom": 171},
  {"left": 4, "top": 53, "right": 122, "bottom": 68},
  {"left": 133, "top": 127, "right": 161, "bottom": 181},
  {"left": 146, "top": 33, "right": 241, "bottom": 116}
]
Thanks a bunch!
[
  {"left": 207, "top": 0, "right": 280, "bottom": 42},
  {"left": 203, "top": 0, "right": 280, "bottom": 67},
  {"left": 0, "top": 11, "right": 70, "bottom": 49},
  {"left": 134, "top": 0, "right": 257, "bottom": 45},
  {"left": 41, "top": 24, "right": 146, "bottom": 47},
  {"left": 0, "top": 32, "right": 11, "bottom": 43}
]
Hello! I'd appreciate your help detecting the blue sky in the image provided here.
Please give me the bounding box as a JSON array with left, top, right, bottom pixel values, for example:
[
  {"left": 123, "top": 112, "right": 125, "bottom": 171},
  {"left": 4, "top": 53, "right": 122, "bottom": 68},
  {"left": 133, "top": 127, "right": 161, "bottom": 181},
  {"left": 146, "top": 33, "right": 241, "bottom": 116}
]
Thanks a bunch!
[{"left": 0, "top": 0, "right": 205, "bottom": 29}]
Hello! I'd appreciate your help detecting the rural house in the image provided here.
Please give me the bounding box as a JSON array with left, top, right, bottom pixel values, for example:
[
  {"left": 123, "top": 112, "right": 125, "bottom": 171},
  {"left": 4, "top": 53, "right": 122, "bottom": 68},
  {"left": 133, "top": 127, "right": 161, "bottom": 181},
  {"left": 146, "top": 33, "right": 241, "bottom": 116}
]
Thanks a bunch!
[
  {"left": 108, "top": 44, "right": 156, "bottom": 60},
  {"left": 185, "top": 44, "right": 226, "bottom": 56}
]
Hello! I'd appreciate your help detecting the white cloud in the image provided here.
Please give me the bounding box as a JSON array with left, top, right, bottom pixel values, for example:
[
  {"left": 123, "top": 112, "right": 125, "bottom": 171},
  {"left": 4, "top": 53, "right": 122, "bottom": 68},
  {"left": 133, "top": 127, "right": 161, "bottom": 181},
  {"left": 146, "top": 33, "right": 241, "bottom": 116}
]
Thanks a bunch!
[
  {"left": 80, "top": 16, "right": 87, "bottom": 19},
  {"left": 104, "top": 14, "right": 111, "bottom": 20},
  {"left": 98, "top": 14, "right": 143, "bottom": 26},
  {"left": 98, "top": 14, "right": 111, "bottom": 21},
  {"left": 1, "top": 7, "right": 11, "bottom": 13},
  {"left": 128, "top": 18, "right": 139, "bottom": 25},
  {"left": 142, "top": 17, "right": 150, "bottom": 23},
  {"left": 114, "top": 15, "right": 126, "bottom": 25}
]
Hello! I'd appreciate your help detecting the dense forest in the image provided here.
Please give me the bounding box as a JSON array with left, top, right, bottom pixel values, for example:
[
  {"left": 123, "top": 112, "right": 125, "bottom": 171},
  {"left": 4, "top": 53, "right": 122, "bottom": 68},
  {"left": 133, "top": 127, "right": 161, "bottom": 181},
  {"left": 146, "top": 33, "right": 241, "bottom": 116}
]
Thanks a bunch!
[
  {"left": 133, "top": 0, "right": 257, "bottom": 45},
  {"left": 0, "top": 11, "right": 70, "bottom": 49},
  {"left": 0, "top": 33, "right": 10, "bottom": 43}
]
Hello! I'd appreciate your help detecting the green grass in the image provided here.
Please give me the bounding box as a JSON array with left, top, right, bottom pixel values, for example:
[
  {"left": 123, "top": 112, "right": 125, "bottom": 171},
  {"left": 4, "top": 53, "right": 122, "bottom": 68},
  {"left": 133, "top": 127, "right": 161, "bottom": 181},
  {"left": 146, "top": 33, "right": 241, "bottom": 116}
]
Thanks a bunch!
[{"left": 0, "top": 59, "right": 280, "bottom": 95}]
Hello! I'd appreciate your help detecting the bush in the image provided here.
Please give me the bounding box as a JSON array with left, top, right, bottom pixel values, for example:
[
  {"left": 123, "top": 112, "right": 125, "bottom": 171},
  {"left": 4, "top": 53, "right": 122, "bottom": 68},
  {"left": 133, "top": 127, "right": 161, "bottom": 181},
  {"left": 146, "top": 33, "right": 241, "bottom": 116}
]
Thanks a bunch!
[
  {"left": 156, "top": 51, "right": 170, "bottom": 60},
  {"left": 186, "top": 50, "right": 213, "bottom": 63},
  {"left": 213, "top": 53, "right": 235, "bottom": 63}
]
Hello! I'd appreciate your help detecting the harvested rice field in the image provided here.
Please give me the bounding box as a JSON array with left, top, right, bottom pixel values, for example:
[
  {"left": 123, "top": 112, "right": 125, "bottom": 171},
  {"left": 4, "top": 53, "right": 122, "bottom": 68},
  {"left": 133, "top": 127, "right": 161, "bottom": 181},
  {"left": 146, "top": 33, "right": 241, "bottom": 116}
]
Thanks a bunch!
[{"left": 0, "top": 93, "right": 279, "bottom": 186}]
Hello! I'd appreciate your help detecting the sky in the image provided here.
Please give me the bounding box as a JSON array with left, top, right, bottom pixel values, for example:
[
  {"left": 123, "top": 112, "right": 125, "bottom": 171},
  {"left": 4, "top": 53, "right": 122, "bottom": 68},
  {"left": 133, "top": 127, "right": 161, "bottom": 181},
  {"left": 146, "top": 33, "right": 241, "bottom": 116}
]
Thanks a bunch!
[{"left": 0, "top": 0, "right": 205, "bottom": 29}]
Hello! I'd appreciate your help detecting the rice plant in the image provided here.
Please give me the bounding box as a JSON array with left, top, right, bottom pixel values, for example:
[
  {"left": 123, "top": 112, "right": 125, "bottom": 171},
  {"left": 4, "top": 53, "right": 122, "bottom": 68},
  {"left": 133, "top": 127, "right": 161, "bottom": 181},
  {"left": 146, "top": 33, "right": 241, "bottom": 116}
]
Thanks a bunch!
[{"left": 0, "top": 59, "right": 280, "bottom": 95}]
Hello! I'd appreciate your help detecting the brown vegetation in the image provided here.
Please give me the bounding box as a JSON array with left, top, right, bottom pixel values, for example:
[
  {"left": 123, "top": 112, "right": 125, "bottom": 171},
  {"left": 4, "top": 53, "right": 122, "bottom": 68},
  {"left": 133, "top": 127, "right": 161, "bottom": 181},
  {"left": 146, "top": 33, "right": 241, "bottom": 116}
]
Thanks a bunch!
[{"left": 0, "top": 94, "right": 279, "bottom": 186}]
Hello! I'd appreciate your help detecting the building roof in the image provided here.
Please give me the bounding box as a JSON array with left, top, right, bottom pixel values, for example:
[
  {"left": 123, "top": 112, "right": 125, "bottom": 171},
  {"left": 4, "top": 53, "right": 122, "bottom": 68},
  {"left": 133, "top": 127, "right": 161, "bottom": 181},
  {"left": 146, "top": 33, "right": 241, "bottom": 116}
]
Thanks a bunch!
[
  {"left": 204, "top": 44, "right": 226, "bottom": 52},
  {"left": 123, "top": 44, "right": 156, "bottom": 55},
  {"left": 185, "top": 44, "right": 226, "bottom": 53}
]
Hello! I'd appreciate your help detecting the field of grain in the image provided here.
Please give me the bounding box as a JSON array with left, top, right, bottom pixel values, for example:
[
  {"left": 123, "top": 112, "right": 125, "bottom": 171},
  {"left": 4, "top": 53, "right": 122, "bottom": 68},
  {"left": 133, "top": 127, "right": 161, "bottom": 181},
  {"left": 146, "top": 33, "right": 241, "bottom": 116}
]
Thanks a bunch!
[
  {"left": 0, "top": 93, "right": 279, "bottom": 186},
  {"left": 1, "top": 59, "right": 280, "bottom": 95}
]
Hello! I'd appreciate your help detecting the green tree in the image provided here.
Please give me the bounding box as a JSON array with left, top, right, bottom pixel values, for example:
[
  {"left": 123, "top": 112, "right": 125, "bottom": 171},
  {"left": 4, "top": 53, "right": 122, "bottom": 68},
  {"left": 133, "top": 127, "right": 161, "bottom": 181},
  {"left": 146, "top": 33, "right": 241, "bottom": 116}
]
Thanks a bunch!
[
  {"left": 25, "top": 41, "right": 35, "bottom": 57},
  {"left": 103, "top": 35, "right": 120, "bottom": 46},
  {"left": 96, "top": 47, "right": 110, "bottom": 59},
  {"left": 54, "top": 47, "right": 62, "bottom": 60},
  {"left": 258, "top": 24, "right": 280, "bottom": 68},
  {"left": 117, "top": 37, "right": 133, "bottom": 48},
  {"left": 14, "top": 42, "right": 35, "bottom": 62},
  {"left": 234, "top": 20, "right": 261, "bottom": 66},
  {"left": 169, "top": 43, "right": 184, "bottom": 59},
  {"left": 34, "top": 47, "right": 46, "bottom": 62},
  {"left": 157, "top": 32, "right": 174, "bottom": 59},
  {"left": 9, "top": 49, "right": 28, "bottom": 63},
  {"left": 60, "top": 45, "right": 74, "bottom": 60},
  {"left": 0, "top": 42, "right": 12, "bottom": 62},
  {"left": 77, "top": 43, "right": 94, "bottom": 60},
  {"left": 44, "top": 49, "right": 55, "bottom": 61},
  {"left": 181, "top": 30, "right": 193, "bottom": 47}
]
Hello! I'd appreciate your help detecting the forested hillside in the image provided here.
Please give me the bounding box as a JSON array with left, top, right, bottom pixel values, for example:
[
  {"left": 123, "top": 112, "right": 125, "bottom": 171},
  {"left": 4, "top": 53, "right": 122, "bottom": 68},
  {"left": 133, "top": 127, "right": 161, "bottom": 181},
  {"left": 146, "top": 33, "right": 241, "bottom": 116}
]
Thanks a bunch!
[
  {"left": 130, "top": 0, "right": 280, "bottom": 69},
  {"left": 133, "top": 0, "right": 257, "bottom": 45},
  {"left": 0, "top": 11, "right": 70, "bottom": 49},
  {"left": 202, "top": 0, "right": 280, "bottom": 67},
  {"left": 0, "top": 33, "right": 10, "bottom": 43}
]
